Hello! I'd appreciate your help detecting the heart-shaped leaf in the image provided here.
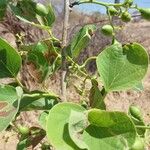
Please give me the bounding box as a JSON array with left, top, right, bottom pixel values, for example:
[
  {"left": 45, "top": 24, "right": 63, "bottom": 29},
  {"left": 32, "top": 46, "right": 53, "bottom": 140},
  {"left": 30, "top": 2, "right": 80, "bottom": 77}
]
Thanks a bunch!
[
  {"left": 96, "top": 42, "right": 149, "bottom": 92},
  {"left": 0, "top": 37, "right": 22, "bottom": 78},
  {"left": 46, "top": 102, "right": 85, "bottom": 150},
  {"left": 0, "top": 85, "right": 22, "bottom": 131}
]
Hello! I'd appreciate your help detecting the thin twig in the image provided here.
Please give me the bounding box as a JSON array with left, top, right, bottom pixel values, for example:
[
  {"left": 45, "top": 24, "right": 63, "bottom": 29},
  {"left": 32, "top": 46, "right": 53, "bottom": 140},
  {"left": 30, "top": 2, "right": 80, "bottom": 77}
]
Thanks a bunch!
[{"left": 61, "top": 0, "right": 70, "bottom": 101}]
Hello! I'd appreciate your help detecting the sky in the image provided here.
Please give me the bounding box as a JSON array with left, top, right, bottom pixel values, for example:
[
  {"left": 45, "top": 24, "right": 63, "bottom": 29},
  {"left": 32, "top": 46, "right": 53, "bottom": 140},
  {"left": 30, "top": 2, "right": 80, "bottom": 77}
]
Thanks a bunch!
[{"left": 76, "top": 0, "right": 150, "bottom": 14}]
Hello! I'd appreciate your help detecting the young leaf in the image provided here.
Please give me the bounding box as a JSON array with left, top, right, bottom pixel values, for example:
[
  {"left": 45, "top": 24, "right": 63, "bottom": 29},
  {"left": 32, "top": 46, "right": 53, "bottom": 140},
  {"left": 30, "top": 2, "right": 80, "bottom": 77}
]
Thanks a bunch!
[
  {"left": 84, "top": 109, "right": 137, "bottom": 149},
  {"left": 0, "top": 37, "right": 22, "bottom": 78},
  {"left": 89, "top": 79, "right": 106, "bottom": 110},
  {"left": 67, "top": 25, "right": 96, "bottom": 59},
  {"left": 46, "top": 102, "right": 86, "bottom": 150},
  {"left": 0, "top": 85, "right": 22, "bottom": 132},
  {"left": 96, "top": 42, "right": 149, "bottom": 92}
]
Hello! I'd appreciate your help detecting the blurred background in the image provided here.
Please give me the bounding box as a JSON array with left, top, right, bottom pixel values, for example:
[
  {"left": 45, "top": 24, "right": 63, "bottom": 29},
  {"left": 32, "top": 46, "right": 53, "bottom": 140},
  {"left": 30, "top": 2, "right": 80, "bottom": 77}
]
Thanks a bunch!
[{"left": 0, "top": 0, "right": 150, "bottom": 149}]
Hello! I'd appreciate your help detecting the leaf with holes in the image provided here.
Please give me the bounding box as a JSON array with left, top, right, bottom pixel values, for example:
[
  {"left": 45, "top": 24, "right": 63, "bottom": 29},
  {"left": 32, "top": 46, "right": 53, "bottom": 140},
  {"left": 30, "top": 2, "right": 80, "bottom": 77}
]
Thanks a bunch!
[
  {"left": 0, "top": 85, "right": 22, "bottom": 131},
  {"left": 46, "top": 102, "right": 86, "bottom": 150},
  {"left": 0, "top": 37, "right": 22, "bottom": 78},
  {"left": 96, "top": 42, "right": 149, "bottom": 92}
]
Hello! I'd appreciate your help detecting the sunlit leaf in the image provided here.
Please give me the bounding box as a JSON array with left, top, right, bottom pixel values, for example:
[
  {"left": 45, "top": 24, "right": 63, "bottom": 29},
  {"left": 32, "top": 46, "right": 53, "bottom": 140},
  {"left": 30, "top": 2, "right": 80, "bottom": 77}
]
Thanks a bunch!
[
  {"left": 0, "top": 37, "right": 22, "bottom": 78},
  {"left": 96, "top": 42, "right": 149, "bottom": 92}
]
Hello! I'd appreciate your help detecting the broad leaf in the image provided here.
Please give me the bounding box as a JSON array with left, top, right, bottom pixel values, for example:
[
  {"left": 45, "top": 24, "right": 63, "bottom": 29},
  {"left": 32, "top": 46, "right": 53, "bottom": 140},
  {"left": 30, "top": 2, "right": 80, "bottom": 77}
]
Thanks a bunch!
[
  {"left": 96, "top": 42, "right": 149, "bottom": 92},
  {"left": 46, "top": 102, "right": 85, "bottom": 150},
  {"left": 67, "top": 25, "right": 96, "bottom": 59},
  {"left": 0, "top": 85, "right": 22, "bottom": 131},
  {"left": 84, "top": 109, "right": 136, "bottom": 149},
  {"left": 0, "top": 37, "right": 22, "bottom": 78}
]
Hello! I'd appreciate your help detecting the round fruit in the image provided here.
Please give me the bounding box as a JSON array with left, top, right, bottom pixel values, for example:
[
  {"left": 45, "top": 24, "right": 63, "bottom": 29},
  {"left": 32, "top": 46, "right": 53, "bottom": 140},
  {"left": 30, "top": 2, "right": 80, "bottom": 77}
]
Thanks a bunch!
[
  {"left": 101, "top": 25, "right": 113, "bottom": 36},
  {"left": 139, "top": 8, "right": 150, "bottom": 21},
  {"left": 107, "top": 7, "right": 118, "bottom": 16},
  {"left": 131, "top": 137, "right": 145, "bottom": 150},
  {"left": 18, "top": 125, "right": 30, "bottom": 135},
  {"left": 121, "top": 12, "right": 131, "bottom": 22},
  {"left": 35, "top": 3, "right": 48, "bottom": 16},
  {"left": 129, "top": 105, "right": 142, "bottom": 121}
]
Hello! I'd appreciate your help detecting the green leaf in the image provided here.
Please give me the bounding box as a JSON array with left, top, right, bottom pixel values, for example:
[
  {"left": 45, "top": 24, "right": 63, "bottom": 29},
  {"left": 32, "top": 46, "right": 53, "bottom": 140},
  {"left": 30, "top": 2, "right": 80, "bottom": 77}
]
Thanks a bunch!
[
  {"left": 46, "top": 102, "right": 86, "bottom": 150},
  {"left": 89, "top": 79, "right": 106, "bottom": 110},
  {"left": 67, "top": 25, "right": 96, "bottom": 59},
  {"left": 0, "top": 85, "right": 22, "bottom": 132},
  {"left": 38, "top": 111, "right": 48, "bottom": 130},
  {"left": 96, "top": 42, "right": 149, "bottom": 92},
  {"left": 0, "top": 37, "right": 22, "bottom": 78},
  {"left": 68, "top": 110, "right": 89, "bottom": 149},
  {"left": 84, "top": 109, "right": 136, "bottom": 150},
  {"left": 19, "top": 92, "right": 58, "bottom": 111},
  {"left": 0, "top": 0, "right": 7, "bottom": 21}
]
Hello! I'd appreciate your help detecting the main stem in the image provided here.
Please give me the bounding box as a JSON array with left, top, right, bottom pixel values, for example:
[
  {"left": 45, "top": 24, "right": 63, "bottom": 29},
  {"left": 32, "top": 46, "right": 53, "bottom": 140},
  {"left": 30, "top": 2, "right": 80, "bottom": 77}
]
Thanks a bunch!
[{"left": 61, "top": 0, "right": 70, "bottom": 101}]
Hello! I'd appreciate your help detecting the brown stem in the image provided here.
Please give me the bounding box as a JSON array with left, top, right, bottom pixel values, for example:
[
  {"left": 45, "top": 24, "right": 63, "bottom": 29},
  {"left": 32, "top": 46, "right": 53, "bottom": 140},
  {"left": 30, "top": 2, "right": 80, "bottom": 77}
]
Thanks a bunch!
[{"left": 61, "top": 0, "right": 70, "bottom": 101}]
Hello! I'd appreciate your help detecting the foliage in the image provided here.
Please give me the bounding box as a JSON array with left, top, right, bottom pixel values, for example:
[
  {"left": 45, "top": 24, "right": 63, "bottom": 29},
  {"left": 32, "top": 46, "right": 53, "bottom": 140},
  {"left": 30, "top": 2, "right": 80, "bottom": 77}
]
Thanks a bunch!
[{"left": 0, "top": 0, "right": 150, "bottom": 149}]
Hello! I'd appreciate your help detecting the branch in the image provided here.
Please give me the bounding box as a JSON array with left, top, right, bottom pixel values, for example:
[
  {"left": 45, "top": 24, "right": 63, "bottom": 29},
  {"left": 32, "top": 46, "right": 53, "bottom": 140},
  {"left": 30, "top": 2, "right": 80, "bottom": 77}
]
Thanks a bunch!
[{"left": 61, "top": 0, "right": 70, "bottom": 101}]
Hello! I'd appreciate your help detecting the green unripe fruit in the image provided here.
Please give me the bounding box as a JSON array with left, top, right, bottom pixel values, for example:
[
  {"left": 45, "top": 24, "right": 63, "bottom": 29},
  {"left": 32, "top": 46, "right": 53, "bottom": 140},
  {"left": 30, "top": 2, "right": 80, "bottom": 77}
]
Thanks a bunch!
[
  {"left": 129, "top": 105, "right": 143, "bottom": 121},
  {"left": 101, "top": 25, "right": 114, "bottom": 36},
  {"left": 139, "top": 8, "right": 150, "bottom": 21},
  {"left": 18, "top": 125, "right": 30, "bottom": 135},
  {"left": 107, "top": 7, "right": 118, "bottom": 16},
  {"left": 124, "top": 0, "right": 133, "bottom": 6},
  {"left": 131, "top": 137, "right": 145, "bottom": 150},
  {"left": 121, "top": 12, "right": 131, "bottom": 22},
  {"left": 35, "top": 3, "right": 48, "bottom": 16}
]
